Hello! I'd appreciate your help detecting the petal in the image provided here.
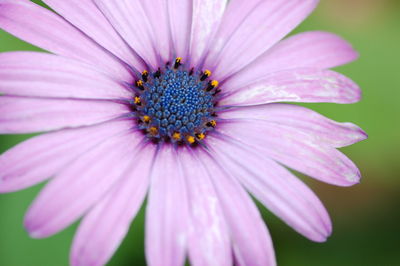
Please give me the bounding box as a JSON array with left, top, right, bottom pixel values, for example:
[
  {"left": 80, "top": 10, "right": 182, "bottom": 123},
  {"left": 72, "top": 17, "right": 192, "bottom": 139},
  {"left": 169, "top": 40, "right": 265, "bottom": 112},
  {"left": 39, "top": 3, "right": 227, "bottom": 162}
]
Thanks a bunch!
[
  {"left": 178, "top": 148, "right": 232, "bottom": 266},
  {"left": 141, "top": 0, "right": 172, "bottom": 62},
  {"left": 205, "top": 0, "right": 318, "bottom": 81},
  {"left": 209, "top": 136, "right": 332, "bottom": 242},
  {"left": 93, "top": 0, "right": 159, "bottom": 69},
  {"left": 221, "top": 68, "right": 361, "bottom": 106},
  {"left": 216, "top": 119, "right": 362, "bottom": 186},
  {"left": 0, "top": 120, "right": 133, "bottom": 193},
  {"left": 42, "top": 0, "right": 146, "bottom": 71},
  {"left": 24, "top": 130, "right": 143, "bottom": 238},
  {"left": 0, "top": 0, "right": 131, "bottom": 80},
  {"left": 0, "top": 96, "right": 127, "bottom": 134},
  {"left": 145, "top": 146, "right": 189, "bottom": 266},
  {"left": 167, "top": 0, "right": 192, "bottom": 58},
  {"left": 70, "top": 144, "right": 155, "bottom": 266},
  {"left": 0, "top": 52, "right": 132, "bottom": 99},
  {"left": 220, "top": 104, "right": 367, "bottom": 148},
  {"left": 189, "top": 0, "right": 228, "bottom": 68},
  {"left": 199, "top": 150, "right": 276, "bottom": 266},
  {"left": 224, "top": 31, "right": 359, "bottom": 90}
]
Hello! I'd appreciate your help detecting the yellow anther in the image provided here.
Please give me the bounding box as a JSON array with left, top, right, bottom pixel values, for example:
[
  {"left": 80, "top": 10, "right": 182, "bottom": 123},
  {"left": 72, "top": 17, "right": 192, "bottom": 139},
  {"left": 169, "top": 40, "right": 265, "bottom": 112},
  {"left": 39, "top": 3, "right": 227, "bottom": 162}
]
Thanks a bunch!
[
  {"left": 201, "top": 69, "right": 212, "bottom": 81},
  {"left": 136, "top": 80, "right": 144, "bottom": 87},
  {"left": 134, "top": 96, "right": 141, "bottom": 105},
  {"left": 149, "top": 127, "right": 158, "bottom": 136},
  {"left": 211, "top": 80, "right": 219, "bottom": 88},
  {"left": 172, "top": 132, "right": 181, "bottom": 141},
  {"left": 209, "top": 120, "right": 217, "bottom": 127},
  {"left": 186, "top": 135, "right": 195, "bottom": 144},
  {"left": 196, "top": 133, "right": 206, "bottom": 141},
  {"left": 174, "top": 57, "right": 183, "bottom": 68},
  {"left": 142, "top": 115, "right": 151, "bottom": 123},
  {"left": 142, "top": 70, "right": 149, "bottom": 81}
]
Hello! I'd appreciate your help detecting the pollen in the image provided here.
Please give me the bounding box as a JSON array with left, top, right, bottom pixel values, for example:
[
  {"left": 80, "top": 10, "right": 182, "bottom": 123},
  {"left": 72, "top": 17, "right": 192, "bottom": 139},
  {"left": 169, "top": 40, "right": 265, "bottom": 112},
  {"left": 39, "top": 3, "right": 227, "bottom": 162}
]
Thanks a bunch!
[
  {"left": 209, "top": 120, "right": 217, "bottom": 127},
  {"left": 149, "top": 127, "right": 158, "bottom": 136},
  {"left": 134, "top": 96, "right": 141, "bottom": 105},
  {"left": 142, "top": 70, "right": 149, "bottom": 81},
  {"left": 201, "top": 69, "right": 212, "bottom": 81},
  {"left": 172, "top": 132, "right": 181, "bottom": 141},
  {"left": 142, "top": 115, "right": 151, "bottom": 123},
  {"left": 196, "top": 133, "right": 206, "bottom": 140},
  {"left": 174, "top": 57, "right": 183, "bottom": 68},
  {"left": 136, "top": 80, "right": 144, "bottom": 88},
  {"left": 186, "top": 135, "right": 195, "bottom": 144},
  {"left": 211, "top": 80, "right": 219, "bottom": 88}
]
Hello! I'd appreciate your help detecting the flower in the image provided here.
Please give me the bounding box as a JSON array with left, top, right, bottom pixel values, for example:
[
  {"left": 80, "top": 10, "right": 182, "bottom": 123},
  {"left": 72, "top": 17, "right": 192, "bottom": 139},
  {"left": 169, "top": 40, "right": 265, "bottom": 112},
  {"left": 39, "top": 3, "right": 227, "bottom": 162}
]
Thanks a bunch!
[{"left": 0, "top": 0, "right": 367, "bottom": 266}]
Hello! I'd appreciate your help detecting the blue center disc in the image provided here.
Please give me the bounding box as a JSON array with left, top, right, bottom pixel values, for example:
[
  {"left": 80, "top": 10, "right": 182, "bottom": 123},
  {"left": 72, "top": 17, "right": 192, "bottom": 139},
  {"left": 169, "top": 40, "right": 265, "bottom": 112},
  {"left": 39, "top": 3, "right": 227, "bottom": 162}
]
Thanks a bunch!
[{"left": 132, "top": 61, "right": 219, "bottom": 145}]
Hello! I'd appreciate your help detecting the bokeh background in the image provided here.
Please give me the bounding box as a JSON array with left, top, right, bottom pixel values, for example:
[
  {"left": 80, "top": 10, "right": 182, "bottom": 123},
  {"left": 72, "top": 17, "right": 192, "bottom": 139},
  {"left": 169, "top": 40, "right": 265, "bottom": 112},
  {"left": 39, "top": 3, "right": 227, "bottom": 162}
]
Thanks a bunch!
[{"left": 1, "top": 0, "right": 399, "bottom": 265}]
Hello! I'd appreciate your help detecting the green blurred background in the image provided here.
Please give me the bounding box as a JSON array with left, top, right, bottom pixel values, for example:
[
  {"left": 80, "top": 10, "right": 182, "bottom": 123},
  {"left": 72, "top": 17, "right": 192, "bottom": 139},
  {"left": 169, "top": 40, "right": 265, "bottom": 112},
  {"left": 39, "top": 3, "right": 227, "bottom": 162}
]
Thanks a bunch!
[{"left": 1, "top": 0, "right": 399, "bottom": 265}]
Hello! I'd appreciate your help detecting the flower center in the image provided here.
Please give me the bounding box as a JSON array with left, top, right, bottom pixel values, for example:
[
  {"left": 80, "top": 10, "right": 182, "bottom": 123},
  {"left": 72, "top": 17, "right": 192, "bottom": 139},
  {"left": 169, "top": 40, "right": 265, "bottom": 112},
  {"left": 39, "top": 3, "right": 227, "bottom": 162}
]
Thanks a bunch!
[{"left": 131, "top": 58, "right": 220, "bottom": 145}]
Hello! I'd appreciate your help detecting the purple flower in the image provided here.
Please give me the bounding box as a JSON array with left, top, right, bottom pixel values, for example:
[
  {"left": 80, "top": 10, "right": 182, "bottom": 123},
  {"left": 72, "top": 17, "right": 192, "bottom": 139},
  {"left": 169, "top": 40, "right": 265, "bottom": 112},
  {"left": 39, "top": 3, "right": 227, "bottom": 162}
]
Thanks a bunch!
[{"left": 0, "top": 0, "right": 367, "bottom": 265}]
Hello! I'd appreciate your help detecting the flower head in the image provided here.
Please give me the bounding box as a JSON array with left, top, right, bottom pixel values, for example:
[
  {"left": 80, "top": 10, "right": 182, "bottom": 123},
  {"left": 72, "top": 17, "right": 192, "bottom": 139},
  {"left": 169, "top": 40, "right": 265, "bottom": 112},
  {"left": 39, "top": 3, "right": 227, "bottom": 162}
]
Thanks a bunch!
[{"left": 0, "top": 0, "right": 367, "bottom": 266}]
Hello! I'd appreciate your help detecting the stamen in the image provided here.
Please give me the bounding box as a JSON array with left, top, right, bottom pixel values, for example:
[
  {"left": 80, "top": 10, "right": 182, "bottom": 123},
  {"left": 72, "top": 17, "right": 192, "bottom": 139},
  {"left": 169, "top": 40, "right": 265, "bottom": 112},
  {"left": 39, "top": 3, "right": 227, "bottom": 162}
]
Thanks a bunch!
[
  {"left": 149, "top": 127, "right": 158, "bottom": 136},
  {"left": 136, "top": 80, "right": 144, "bottom": 89},
  {"left": 196, "top": 133, "right": 206, "bottom": 141},
  {"left": 207, "top": 120, "right": 217, "bottom": 128},
  {"left": 142, "top": 115, "right": 151, "bottom": 123},
  {"left": 201, "top": 70, "right": 212, "bottom": 81},
  {"left": 174, "top": 57, "right": 182, "bottom": 68},
  {"left": 207, "top": 80, "right": 219, "bottom": 91},
  {"left": 213, "top": 89, "right": 221, "bottom": 96},
  {"left": 134, "top": 96, "right": 141, "bottom": 105},
  {"left": 172, "top": 132, "right": 182, "bottom": 141},
  {"left": 142, "top": 70, "right": 149, "bottom": 82},
  {"left": 154, "top": 68, "right": 161, "bottom": 78},
  {"left": 186, "top": 135, "right": 195, "bottom": 144}
]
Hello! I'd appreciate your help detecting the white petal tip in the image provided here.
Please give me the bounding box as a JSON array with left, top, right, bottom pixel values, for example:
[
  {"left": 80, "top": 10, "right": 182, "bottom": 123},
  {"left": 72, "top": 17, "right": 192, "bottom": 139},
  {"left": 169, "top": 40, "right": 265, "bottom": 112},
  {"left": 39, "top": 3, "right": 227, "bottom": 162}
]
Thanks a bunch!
[
  {"left": 358, "top": 129, "right": 368, "bottom": 141},
  {"left": 27, "top": 228, "right": 43, "bottom": 239},
  {"left": 24, "top": 218, "right": 46, "bottom": 239},
  {"left": 345, "top": 172, "right": 361, "bottom": 184}
]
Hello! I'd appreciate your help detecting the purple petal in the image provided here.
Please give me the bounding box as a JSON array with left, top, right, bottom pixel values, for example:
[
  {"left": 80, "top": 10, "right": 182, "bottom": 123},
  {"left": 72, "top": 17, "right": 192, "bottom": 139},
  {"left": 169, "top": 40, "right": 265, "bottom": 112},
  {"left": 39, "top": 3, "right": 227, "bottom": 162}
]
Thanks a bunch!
[
  {"left": 42, "top": 0, "right": 145, "bottom": 71},
  {"left": 178, "top": 149, "right": 232, "bottom": 266},
  {"left": 0, "top": 96, "right": 127, "bottom": 134},
  {"left": 221, "top": 104, "right": 367, "bottom": 148},
  {"left": 70, "top": 144, "right": 155, "bottom": 266},
  {"left": 0, "top": 120, "right": 133, "bottom": 193},
  {"left": 0, "top": 52, "right": 132, "bottom": 99},
  {"left": 205, "top": 0, "right": 318, "bottom": 81},
  {"left": 93, "top": 0, "right": 159, "bottom": 69},
  {"left": 0, "top": 0, "right": 131, "bottom": 80},
  {"left": 221, "top": 68, "right": 361, "bottom": 106},
  {"left": 199, "top": 150, "right": 276, "bottom": 266},
  {"left": 145, "top": 146, "right": 189, "bottom": 266},
  {"left": 189, "top": 0, "right": 227, "bottom": 69},
  {"left": 167, "top": 0, "right": 192, "bottom": 59},
  {"left": 209, "top": 136, "right": 332, "bottom": 242},
  {"left": 141, "top": 0, "right": 172, "bottom": 62},
  {"left": 24, "top": 130, "right": 143, "bottom": 238},
  {"left": 225, "top": 31, "right": 359, "bottom": 90},
  {"left": 216, "top": 119, "right": 362, "bottom": 186}
]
